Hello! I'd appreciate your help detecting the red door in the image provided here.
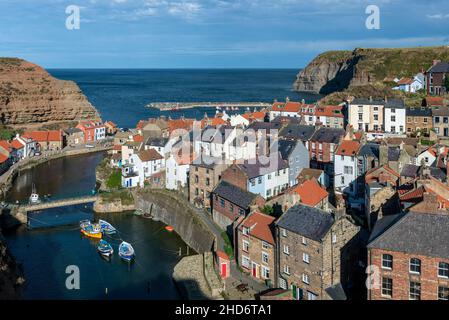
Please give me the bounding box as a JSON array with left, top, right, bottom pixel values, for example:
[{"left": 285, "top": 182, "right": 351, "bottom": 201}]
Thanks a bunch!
[
  {"left": 252, "top": 264, "right": 257, "bottom": 277},
  {"left": 221, "top": 263, "right": 227, "bottom": 277}
]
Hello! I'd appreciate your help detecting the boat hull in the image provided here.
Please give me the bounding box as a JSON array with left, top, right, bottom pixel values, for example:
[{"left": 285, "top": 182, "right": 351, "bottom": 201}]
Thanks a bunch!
[{"left": 81, "top": 228, "right": 102, "bottom": 239}]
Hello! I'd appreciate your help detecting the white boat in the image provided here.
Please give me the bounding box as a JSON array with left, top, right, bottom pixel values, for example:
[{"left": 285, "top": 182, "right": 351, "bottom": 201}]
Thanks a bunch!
[
  {"left": 29, "top": 184, "right": 40, "bottom": 204},
  {"left": 79, "top": 220, "right": 91, "bottom": 229},
  {"left": 99, "top": 219, "right": 117, "bottom": 234},
  {"left": 118, "top": 241, "right": 135, "bottom": 262}
]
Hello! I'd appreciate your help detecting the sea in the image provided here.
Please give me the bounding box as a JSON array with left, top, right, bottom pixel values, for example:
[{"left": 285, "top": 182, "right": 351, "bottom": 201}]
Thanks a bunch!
[{"left": 48, "top": 69, "right": 321, "bottom": 128}]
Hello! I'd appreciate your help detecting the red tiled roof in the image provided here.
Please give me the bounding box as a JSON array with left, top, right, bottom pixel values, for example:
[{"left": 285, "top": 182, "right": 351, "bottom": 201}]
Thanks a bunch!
[
  {"left": 397, "top": 77, "right": 414, "bottom": 85},
  {"left": 133, "top": 134, "right": 144, "bottom": 143},
  {"left": 293, "top": 178, "right": 328, "bottom": 207},
  {"left": 11, "top": 139, "right": 24, "bottom": 149},
  {"left": 0, "top": 153, "right": 9, "bottom": 164},
  {"left": 283, "top": 102, "right": 302, "bottom": 113},
  {"left": 168, "top": 119, "right": 195, "bottom": 132},
  {"left": 400, "top": 186, "right": 425, "bottom": 202},
  {"left": 137, "top": 149, "right": 163, "bottom": 162},
  {"left": 314, "top": 105, "right": 344, "bottom": 118},
  {"left": 23, "top": 130, "right": 62, "bottom": 142},
  {"left": 113, "top": 145, "right": 122, "bottom": 151},
  {"left": 241, "top": 211, "right": 276, "bottom": 244},
  {"left": 336, "top": 140, "right": 360, "bottom": 156},
  {"left": 105, "top": 121, "right": 117, "bottom": 127},
  {"left": 243, "top": 111, "right": 265, "bottom": 120},
  {"left": 0, "top": 140, "right": 10, "bottom": 150},
  {"left": 426, "top": 96, "right": 444, "bottom": 106}
]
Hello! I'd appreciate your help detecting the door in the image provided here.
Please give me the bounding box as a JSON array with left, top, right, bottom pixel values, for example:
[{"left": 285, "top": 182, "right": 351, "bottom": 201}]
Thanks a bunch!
[
  {"left": 252, "top": 262, "right": 259, "bottom": 278},
  {"left": 221, "top": 263, "right": 227, "bottom": 278}
]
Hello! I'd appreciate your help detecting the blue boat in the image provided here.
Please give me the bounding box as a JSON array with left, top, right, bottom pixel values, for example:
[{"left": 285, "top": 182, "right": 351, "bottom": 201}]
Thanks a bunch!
[
  {"left": 97, "top": 240, "right": 114, "bottom": 258},
  {"left": 99, "top": 219, "right": 117, "bottom": 234},
  {"left": 118, "top": 241, "right": 135, "bottom": 262}
]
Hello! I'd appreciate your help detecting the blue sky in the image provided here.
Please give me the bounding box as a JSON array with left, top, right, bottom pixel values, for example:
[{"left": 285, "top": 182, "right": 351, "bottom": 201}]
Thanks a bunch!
[{"left": 1, "top": 0, "right": 449, "bottom": 68}]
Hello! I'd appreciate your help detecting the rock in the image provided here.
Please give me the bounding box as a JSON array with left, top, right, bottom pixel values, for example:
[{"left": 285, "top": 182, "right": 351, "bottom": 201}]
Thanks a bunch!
[{"left": 0, "top": 58, "right": 100, "bottom": 126}]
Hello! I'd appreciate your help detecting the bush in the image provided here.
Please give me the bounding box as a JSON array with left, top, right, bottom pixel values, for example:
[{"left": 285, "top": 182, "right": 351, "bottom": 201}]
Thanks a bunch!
[
  {"left": 106, "top": 169, "right": 122, "bottom": 189},
  {"left": 221, "top": 231, "right": 234, "bottom": 259}
]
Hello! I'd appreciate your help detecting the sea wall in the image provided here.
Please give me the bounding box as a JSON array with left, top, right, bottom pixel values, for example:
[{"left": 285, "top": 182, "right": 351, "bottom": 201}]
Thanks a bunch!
[{"left": 134, "top": 188, "right": 215, "bottom": 254}]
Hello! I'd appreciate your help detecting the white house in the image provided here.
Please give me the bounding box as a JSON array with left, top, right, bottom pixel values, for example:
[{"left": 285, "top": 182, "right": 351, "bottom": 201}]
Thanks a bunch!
[
  {"left": 415, "top": 145, "right": 446, "bottom": 167},
  {"left": 334, "top": 140, "right": 361, "bottom": 197},
  {"left": 194, "top": 125, "right": 236, "bottom": 160},
  {"left": 384, "top": 99, "right": 406, "bottom": 134},
  {"left": 230, "top": 114, "right": 250, "bottom": 127},
  {"left": 165, "top": 150, "right": 192, "bottom": 190},
  {"left": 144, "top": 137, "right": 170, "bottom": 157},
  {"left": 94, "top": 124, "right": 106, "bottom": 141},
  {"left": 269, "top": 101, "right": 302, "bottom": 120},
  {"left": 348, "top": 98, "right": 385, "bottom": 132},
  {"left": 121, "top": 164, "right": 140, "bottom": 188},
  {"left": 393, "top": 74, "right": 424, "bottom": 93},
  {"left": 14, "top": 134, "right": 36, "bottom": 158},
  {"left": 130, "top": 149, "right": 165, "bottom": 187},
  {"left": 237, "top": 154, "right": 289, "bottom": 199}
]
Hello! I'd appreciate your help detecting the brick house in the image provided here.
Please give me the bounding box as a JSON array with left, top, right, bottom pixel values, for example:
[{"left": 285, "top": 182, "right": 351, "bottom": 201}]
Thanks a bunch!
[
  {"left": 235, "top": 211, "right": 276, "bottom": 286},
  {"left": 425, "top": 61, "right": 449, "bottom": 96},
  {"left": 64, "top": 128, "right": 84, "bottom": 146},
  {"left": 290, "top": 178, "right": 329, "bottom": 210},
  {"left": 189, "top": 156, "right": 229, "bottom": 209},
  {"left": 275, "top": 204, "right": 361, "bottom": 300},
  {"left": 367, "top": 210, "right": 449, "bottom": 300},
  {"left": 211, "top": 180, "right": 264, "bottom": 235},
  {"left": 406, "top": 106, "right": 433, "bottom": 135},
  {"left": 365, "top": 165, "right": 400, "bottom": 187},
  {"left": 432, "top": 106, "right": 449, "bottom": 137},
  {"left": 308, "top": 127, "right": 345, "bottom": 187}
]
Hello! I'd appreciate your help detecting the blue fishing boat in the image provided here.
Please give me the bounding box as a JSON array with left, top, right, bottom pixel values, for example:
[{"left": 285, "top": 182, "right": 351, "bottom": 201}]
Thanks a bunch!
[
  {"left": 97, "top": 240, "right": 114, "bottom": 258},
  {"left": 99, "top": 219, "right": 117, "bottom": 234},
  {"left": 118, "top": 241, "right": 135, "bottom": 262}
]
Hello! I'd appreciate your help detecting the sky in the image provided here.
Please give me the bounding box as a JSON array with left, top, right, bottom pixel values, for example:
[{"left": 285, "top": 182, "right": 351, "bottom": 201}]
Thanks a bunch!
[{"left": 1, "top": 0, "right": 449, "bottom": 68}]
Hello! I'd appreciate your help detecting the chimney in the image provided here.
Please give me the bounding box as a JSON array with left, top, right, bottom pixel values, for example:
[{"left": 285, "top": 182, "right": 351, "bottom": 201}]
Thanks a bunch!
[
  {"left": 385, "top": 96, "right": 388, "bottom": 103},
  {"left": 286, "top": 97, "right": 290, "bottom": 103},
  {"left": 369, "top": 96, "right": 373, "bottom": 102}
]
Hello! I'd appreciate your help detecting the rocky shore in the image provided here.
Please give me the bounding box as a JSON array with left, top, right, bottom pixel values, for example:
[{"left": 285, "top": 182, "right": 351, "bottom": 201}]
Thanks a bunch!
[{"left": 0, "top": 231, "right": 24, "bottom": 299}]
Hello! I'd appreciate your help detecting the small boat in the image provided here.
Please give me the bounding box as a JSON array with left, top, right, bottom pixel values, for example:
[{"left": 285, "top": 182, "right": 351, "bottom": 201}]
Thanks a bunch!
[
  {"left": 97, "top": 240, "right": 114, "bottom": 258},
  {"left": 165, "top": 226, "right": 174, "bottom": 232},
  {"left": 81, "top": 223, "right": 102, "bottom": 239},
  {"left": 29, "top": 184, "right": 40, "bottom": 204},
  {"left": 80, "top": 220, "right": 91, "bottom": 229},
  {"left": 99, "top": 219, "right": 117, "bottom": 234},
  {"left": 118, "top": 241, "right": 135, "bottom": 262},
  {"left": 142, "top": 213, "right": 152, "bottom": 219}
]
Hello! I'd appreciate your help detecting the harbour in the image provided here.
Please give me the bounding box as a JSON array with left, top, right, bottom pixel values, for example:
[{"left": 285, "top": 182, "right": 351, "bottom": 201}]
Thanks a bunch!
[{"left": 147, "top": 101, "right": 272, "bottom": 111}]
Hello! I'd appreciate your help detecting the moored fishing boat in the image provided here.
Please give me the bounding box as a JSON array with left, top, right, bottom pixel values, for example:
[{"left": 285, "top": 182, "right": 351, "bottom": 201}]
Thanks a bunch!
[
  {"left": 99, "top": 219, "right": 117, "bottom": 234},
  {"left": 80, "top": 220, "right": 91, "bottom": 229},
  {"left": 118, "top": 241, "right": 135, "bottom": 262},
  {"left": 97, "top": 240, "right": 114, "bottom": 258},
  {"left": 81, "top": 223, "right": 102, "bottom": 239}
]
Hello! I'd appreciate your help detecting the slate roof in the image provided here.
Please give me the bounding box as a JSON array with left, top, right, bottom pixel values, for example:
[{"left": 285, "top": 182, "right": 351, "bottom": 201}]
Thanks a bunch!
[
  {"left": 325, "top": 283, "right": 347, "bottom": 301},
  {"left": 276, "top": 204, "right": 334, "bottom": 241},
  {"left": 432, "top": 106, "right": 449, "bottom": 116},
  {"left": 387, "top": 147, "right": 401, "bottom": 161},
  {"left": 401, "top": 164, "right": 420, "bottom": 178},
  {"left": 247, "top": 121, "right": 282, "bottom": 132},
  {"left": 213, "top": 180, "right": 258, "bottom": 209},
  {"left": 279, "top": 124, "right": 316, "bottom": 142},
  {"left": 310, "top": 127, "right": 345, "bottom": 144},
  {"left": 351, "top": 98, "right": 385, "bottom": 106},
  {"left": 237, "top": 154, "right": 288, "bottom": 178},
  {"left": 358, "top": 143, "right": 379, "bottom": 159},
  {"left": 386, "top": 99, "right": 406, "bottom": 109},
  {"left": 407, "top": 107, "right": 432, "bottom": 117},
  {"left": 368, "top": 212, "right": 449, "bottom": 259},
  {"left": 278, "top": 140, "right": 299, "bottom": 160},
  {"left": 146, "top": 137, "right": 169, "bottom": 147},
  {"left": 428, "top": 61, "right": 449, "bottom": 73}
]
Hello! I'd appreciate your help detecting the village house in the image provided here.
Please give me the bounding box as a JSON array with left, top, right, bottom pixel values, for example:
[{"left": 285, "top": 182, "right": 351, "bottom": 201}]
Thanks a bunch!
[
  {"left": 76, "top": 121, "right": 106, "bottom": 143},
  {"left": 235, "top": 211, "right": 276, "bottom": 286},
  {"left": 334, "top": 140, "right": 361, "bottom": 197},
  {"left": 114, "top": 131, "right": 132, "bottom": 145},
  {"left": 121, "top": 163, "right": 140, "bottom": 188},
  {"left": 425, "top": 60, "right": 449, "bottom": 96},
  {"left": 144, "top": 137, "right": 170, "bottom": 157},
  {"left": 308, "top": 127, "right": 345, "bottom": 187},
  {"left": 367, "top": 210, "right": 449, "bottom": 300},
  {"left": 64, "top": 128, "right": 84, "bottom": 146},
  {"left": 276, "top": 204, "right": 361, "bottom": 300},
  {"left": 406, "top": 106, "right": 433, "bottom": 135},
  {"left": 279, "top": 124, "right": 316, "bottom": 146},
  {"left": 220, "top": 155, "right": 289, "bottom": 200},
  {"left": 355, "top": 143, "right": 380, "bottom": 193},
  {"left": 384, "top": 99, "right": 406, "bottom": 134},
  {"left": 211, "top": 180, "right": 265, "bottom": 235},
  {"left": 129, "top": 149, "right": 165, "bottom": 188},
  {"left": 11, "top": 134, "right": 36, "bottom": 159},
  {"left": 189, "top": 155, "right": 229, "bottom": 209},
  {"left": 138, "top": 118, "right": 169, "bottom": 140},
  {"left": 300, "top": 105, "right": 345, "bottom": 129},
  {"left": 290, "top": 178, "right": 329, "bottom": 210},
  {"left": 432, "top": 106, "right": 449, "bottom": 137},
  {"left": 165, "top": 146, "right": 193, "bottom": 191},
  {"left": 348, "top": 98, "right": 385, "bottom": 132},
  {"left": 379, "top": 142, "right": 412, "bottom": 174},
  {"left": 23, "top": 130, "right": 63, "bottom": 151},
  {"left": 278, "top": 139, "right": 309, "bottom": 186},
  {"left": 194, "top": 125, "right": 237, "bottom": 161},
  {"left": 269, "top": 100, "right": 302, "bottom": 120},
  {"left": 104, "top": 121, "right": 118, "bottom": 135},
  {"left": 365, "top": 164, "right": 400, "bottom": 188},
  {"left": 393, "top": 75, "right": 424, "bottom": 93},
  {"left": 296, "top": 168, "right": 327, "bottom": 188},
  {"left": 416, "top": 144, "right": 448, "bottom": 167},
  {"left": 121, "top": 140, "right": 142, "bottom": 165}
]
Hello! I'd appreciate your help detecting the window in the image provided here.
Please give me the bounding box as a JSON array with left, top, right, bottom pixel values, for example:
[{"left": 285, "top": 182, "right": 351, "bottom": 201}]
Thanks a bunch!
[
  {"left": 438, "top": 286, "right": 449, "bottom": 300},
  {"left": 250, "top": 179, "right": 256, "bottom": 187},
  {"left": 279, "top": 278, "right": 287, "bottom": 289},
  {"left": 303, "top": 253, "right": 310, "bottom": 264},
  {"left": 358, "top": 113, "right": 363, "bottom": 121},
  {"left": 410, "top": 258, "right": 421, "bottom": 274},
  {"left": 344, "top": 166, "right": 353, "bottom": 175},
  {"left": 195, "top": 188, "right": 199, "bottom": 196},
  {"left": 283, "top": 265, "right": 290, "bottom": 275},
  {"left": 262, "top": 241, "right": 270, "bottom": 250},
  {"left": 435, "top": 116, "right": 440, "bottom": 123},
  {"left": 374, "top": 114, "right": 379, "bottom": 121},
  {"left": 238, "top": 208, "right": 245, "bottom": 216},
  {"left": 219, "top": 198, "right": 225, "bottom": 208},
  {"left": 229, "top": 203, "right": 234, "bottom": 212},
  {"left": 266, "top": 189, "right": 272, "bottom": 197},
  {"left": 382, "top": 254, "right": 393, "bottom": 270},
  {"left": 438, "top": 262, "right": 449, "bottom": 278},
  {"left": 332, "top": 234, "right": 337, "bottom": 244},
  {"left": 261, "top": 266, "right": 270, "bottom": 279},
  {"left": 281, "top": 228, "right": 287, "bottom": 237},
  {"left": 262, "top": 252, "right": 269, "bottom": 264},
  {"left": 409, "top": 281, "right": 421, "bottom": 300},
  {"left": 242, "top": 256, "right": 250, "bottom": 269},
  {"left": 307, "top": 292, "right": 318, "bottom": 300},
  {"left": 283, "top": 245, "right": 290, "bottom": 255},
  {"left": 267, "top": 174, "right": 272, "bottom": 180},
  {"left": 242, "top": 227, "right": 250, "bottom": 235},
  {"left": 194, "top": 175, "right": 199, "bottom": 183},
  {"left": 341, "top": 176, "right": 345, "bottom": 184},
  {"left": 258, "top": 177, "right": 262, "bottom": 184},
  {"left": 302, "top": 274, "right": 310, "bottom": 284},
  {"left": 206, "top": 178, "right": 210, "bottom": 186},
  {"left": 391, "top": 116, "right": 396, "bottom": 122},
  {"left": 302, "top": 237, "right": 307, "bottom": 246},
  {"left": 242, "top": 240, "right": 249, "bottom": 252},
  {"left": 382, "top": 278, "right": 393, "bottom": 298}
]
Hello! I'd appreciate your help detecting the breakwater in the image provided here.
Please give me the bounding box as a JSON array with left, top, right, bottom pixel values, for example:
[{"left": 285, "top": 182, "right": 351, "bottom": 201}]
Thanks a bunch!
[
  {"left": 134, "top": 188, "right": 216, "bottom": 254},
  {"left": 147, "top": 101, "right": 271, "bottom": 111}
]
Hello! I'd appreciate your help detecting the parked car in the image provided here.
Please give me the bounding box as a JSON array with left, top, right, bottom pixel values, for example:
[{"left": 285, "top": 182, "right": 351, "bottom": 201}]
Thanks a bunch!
[{"left": 85, "top": 144, "right": 95, "bottom": 148}]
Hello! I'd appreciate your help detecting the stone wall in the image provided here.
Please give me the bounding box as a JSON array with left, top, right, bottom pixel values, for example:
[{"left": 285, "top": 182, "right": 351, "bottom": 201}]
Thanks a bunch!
[{"left": 134, "top": 188, "right": 216, "bottom": 254}]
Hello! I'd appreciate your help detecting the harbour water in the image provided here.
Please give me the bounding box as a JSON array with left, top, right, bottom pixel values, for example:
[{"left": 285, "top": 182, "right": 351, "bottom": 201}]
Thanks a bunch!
[{"left": 3, "top": 152, "right": 188, "bottom": 299}]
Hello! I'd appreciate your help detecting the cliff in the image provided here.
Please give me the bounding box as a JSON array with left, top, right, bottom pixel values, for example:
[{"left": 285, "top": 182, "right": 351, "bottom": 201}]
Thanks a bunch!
[
  {"left": 294, "top": 46, "right": 449, "bottom": 94},
  {"left": 0, "top": 58, "right": 100, "bottom": 126}
]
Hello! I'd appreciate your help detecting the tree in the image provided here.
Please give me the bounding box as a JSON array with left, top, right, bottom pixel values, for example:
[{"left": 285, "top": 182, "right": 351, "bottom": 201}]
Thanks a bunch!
[{"left": 0, "top": 126, "right": 14, "bottom": 140}]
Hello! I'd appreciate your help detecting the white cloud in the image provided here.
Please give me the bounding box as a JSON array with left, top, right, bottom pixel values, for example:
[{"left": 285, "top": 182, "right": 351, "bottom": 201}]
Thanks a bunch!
[{"left": 427, "top": 13, "right": 449, "bottom": 19}]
